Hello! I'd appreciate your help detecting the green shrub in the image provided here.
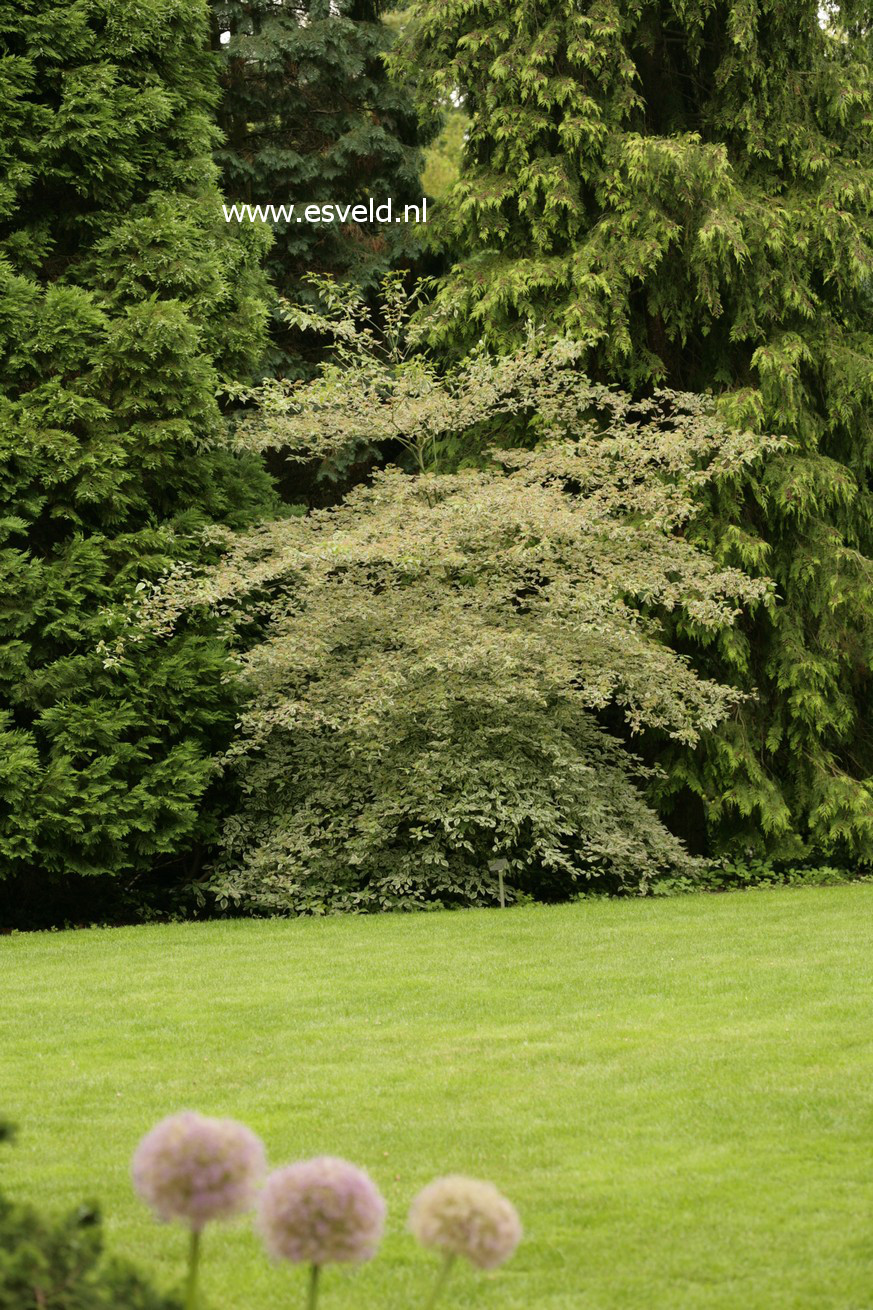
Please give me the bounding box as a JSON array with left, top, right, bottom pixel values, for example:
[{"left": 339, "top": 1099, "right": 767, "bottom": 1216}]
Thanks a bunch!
[
  {"left": 138, "top": 330, "right": 779, "bottom": 912},
  {"left": 704, "top": 860, "right": 866, "bottom": 892},
  {"left": 0, "top": 1193, "right": 180, "bottom": 1310},
  {"left": 644, "top": 858, "right": 869, "bottom": 898},
  {"left": 0, "top": 1117, "right": 177, "bottom": 1309}
]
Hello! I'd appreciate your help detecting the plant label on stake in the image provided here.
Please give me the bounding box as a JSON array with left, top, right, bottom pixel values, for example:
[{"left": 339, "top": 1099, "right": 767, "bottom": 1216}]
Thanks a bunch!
[{"left": 488, "top": 858, "right": 509, "bottom": 908}]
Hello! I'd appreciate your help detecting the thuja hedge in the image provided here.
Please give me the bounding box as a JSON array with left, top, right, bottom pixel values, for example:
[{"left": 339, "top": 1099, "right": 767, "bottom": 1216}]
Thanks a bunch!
[{"left": 0, "top": 0, "right": 279, "bottom": 928}]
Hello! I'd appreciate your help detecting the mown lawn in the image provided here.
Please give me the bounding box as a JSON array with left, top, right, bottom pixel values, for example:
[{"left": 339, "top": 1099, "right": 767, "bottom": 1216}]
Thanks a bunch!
[{"left": 3, "top": 887, "right": 873, "bottom": 1309}]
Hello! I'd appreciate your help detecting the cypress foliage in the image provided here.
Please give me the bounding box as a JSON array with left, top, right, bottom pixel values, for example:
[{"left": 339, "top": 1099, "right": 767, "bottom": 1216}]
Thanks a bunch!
[
  {"left": 210, "top": 0, "right": 430, "bottom": 377},
  {"left": 398, "top": 0, "right": 873, "bottom": 861},
  {"left": 0, "top": 0, "right": 278, "bottom": 914}
]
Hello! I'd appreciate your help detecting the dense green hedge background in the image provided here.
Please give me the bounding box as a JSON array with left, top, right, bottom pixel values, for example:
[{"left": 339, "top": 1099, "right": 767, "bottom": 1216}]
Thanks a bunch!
[{"left": 1, "top": 0, "right": 872, "bottom": 926}]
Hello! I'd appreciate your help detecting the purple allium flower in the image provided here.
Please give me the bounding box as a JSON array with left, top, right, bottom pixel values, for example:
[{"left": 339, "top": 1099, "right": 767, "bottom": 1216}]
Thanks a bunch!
[
  {"left": 132, "top": 1112, "right": 266, "bottom": 1231},
  {"left": 257, "top": 1157, "right": 386, "bottom": 1265},
  {"left": 409, "top": 1176, "right": 522, "bottom": 1269}
]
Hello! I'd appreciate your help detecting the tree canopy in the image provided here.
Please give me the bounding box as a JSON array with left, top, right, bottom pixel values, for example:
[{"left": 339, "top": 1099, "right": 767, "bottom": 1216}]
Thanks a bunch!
[
  {"left": 134, "top": 329, "right": 777, "bottom": 911},
  {"left": 211, "top": 0, "right": 431, "bottom": 377},
  {"left": 395, "top": 0, "right": 873, "bottom": 862}
]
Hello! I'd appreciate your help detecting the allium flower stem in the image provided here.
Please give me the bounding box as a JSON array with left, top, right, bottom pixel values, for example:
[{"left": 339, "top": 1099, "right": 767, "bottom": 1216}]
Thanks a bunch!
[
  {"left": 185, "top": 1228, "right": 201, "bottom": 1310},
  {"left": 307, "top": 1263, "right": 320, "bottom": 1310},
  {"left": 424, "top": 1253, "right": 456, "bottom": 1309}
]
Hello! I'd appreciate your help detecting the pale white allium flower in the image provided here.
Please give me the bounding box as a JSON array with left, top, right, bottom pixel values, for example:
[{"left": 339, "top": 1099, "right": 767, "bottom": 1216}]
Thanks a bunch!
[{"left": 409, "top": 1175, "right": 522, "bottom": 1269}]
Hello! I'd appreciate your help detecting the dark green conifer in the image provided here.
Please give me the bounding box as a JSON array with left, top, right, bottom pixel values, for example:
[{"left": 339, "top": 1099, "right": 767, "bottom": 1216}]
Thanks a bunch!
[
  {"left": 211, "top": 0, "right": 430, "bottom": 377},
  {"left": 400, "top": 0, "right": 873, "bottom": 860},
  {"left": 0, "top": 0, "right": 277, "bottom": 912}
]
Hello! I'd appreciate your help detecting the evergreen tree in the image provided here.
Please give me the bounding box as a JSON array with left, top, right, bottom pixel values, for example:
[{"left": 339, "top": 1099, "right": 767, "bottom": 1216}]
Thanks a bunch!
[
  {"left": 210, "top": 0, "right": 431, "bottom": 377},
  {"left": 0, "top": 0, "right": 278, "bottom": 917},
  {"left": 398, "top": 0, "right": 873, "bottom": 861}
]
